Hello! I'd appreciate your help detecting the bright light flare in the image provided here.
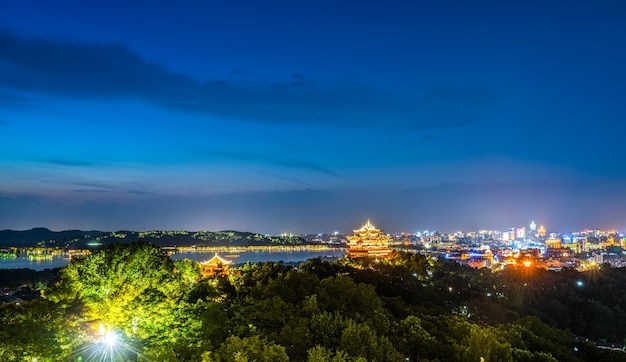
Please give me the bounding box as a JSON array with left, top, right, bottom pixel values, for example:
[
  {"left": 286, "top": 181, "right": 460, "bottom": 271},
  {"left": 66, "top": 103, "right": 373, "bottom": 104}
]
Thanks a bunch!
[
  {"left": 523, "top": 260, "right": 532, "bottom": 267},
  {"left": 103, "top": 331, "right": 118, "bottom": 346},
  {"left": 68, "top": 325, "right": 140, "bottom": 361}
]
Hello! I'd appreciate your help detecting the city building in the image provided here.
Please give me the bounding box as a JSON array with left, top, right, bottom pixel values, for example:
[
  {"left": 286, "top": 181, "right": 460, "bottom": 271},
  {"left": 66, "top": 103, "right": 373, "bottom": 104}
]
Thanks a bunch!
[
  {"left": 544, "top": 238, "right": 561, "bottom": 249},
  {"left": 538, "top": 225, "right": 546, "bottom": 238}
]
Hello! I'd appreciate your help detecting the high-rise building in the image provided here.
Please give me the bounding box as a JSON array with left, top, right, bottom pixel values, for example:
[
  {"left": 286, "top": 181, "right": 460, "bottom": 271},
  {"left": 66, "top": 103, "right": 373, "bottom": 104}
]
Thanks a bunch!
[
  {"left": 538, "top": 225, "right": 546, "bottom": 238},
  {"left": 530, "top": 221, "right": 537, "bottom": 232}
]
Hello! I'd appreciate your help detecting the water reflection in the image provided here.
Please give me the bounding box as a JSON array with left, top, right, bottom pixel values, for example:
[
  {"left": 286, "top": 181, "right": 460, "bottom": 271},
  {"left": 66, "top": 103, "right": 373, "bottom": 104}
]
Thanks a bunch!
[{"left": 0, "top": 248, "right": 346, "bottom": 270}]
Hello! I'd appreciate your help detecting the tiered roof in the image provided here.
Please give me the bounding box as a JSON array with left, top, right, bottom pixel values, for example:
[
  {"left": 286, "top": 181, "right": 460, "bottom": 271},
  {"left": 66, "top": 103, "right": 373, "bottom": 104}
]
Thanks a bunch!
[
  {"left": 200, "top": 253, "right": 232, "bottom": 277},
  {"left": 346, "top": 219, "right": 392, "bottom": 258},
  {"left": 200, "top": 253, "right": 232, "bottom": 267}
]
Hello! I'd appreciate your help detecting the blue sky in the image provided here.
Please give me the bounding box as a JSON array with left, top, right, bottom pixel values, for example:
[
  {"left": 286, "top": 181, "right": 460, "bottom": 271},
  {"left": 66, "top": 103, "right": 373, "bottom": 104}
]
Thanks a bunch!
[{"left": 1, "top": 0, "right": 625, "bottom": 233}]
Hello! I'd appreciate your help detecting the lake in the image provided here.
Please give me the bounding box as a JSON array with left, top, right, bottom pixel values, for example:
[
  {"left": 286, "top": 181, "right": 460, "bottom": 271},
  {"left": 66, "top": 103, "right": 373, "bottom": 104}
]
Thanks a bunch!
[{"left": 0, "top": 248, "right": 347, "bottom": 271}]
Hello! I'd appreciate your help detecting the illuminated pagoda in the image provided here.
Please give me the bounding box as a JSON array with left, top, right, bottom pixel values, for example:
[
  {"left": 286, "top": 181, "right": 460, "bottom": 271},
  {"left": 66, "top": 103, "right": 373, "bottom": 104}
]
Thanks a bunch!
[
  {"left": 200, "top": 253, "right": 232, "bottom": 277},
  {"left": 346, "top": 219, "right": 392, "bottom": 258}
]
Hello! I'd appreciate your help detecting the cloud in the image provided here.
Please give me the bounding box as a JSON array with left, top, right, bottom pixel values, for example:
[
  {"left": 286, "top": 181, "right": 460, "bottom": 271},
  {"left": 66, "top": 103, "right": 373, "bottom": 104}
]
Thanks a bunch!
[
  {"left": 197, "top": 150, "right": 343, "bottom": 178},
  {"left": 46, "top": 159, "right": 98, "bottom": 167},
  {"left": 3, "top": 180, "right": 626, "bottom": 233},
  {"left": 257, "top": 171, "right": 311, "bottom": 186},
  {"left": 70, "top": 188, "right": 111, "bottom": 193},
  {"left": 0, "top": 27, "right": 189, "bottom": 98},
  {"left": 0, "top": 27, "right": 490, "bottom": 131},
  {"left": 36, "top": 178, "right": 157, "bottom": 198},
  {"left": 39, "top": 179, "right": 115, "bottom": 193},
  {"left": 0, "top": 89, "right": 34, "bottom": 108}
]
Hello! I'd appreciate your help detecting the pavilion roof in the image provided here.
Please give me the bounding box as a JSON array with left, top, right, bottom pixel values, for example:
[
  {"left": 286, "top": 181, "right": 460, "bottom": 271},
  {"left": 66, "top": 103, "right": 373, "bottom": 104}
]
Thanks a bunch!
[{"left": 200, "top": 253, "right": 232, "bottom": 266}]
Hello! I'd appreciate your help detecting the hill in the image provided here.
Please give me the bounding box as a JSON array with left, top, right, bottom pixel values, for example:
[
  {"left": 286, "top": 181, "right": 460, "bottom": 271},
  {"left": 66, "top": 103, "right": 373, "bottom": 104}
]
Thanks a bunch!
[
  {"left": 0, "top": 228, "right": 309, "bottom": 248},
  {"left": 0, "top": 228, "right": 107, "bottom": 247}
]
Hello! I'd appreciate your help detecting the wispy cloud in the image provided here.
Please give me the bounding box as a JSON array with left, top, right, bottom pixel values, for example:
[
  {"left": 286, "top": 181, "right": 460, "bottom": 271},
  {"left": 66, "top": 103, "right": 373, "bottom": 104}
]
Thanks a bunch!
[
  {"left": 46, "top": 159, "right": 98, "bottom": 167},
  {"left": 40, "top": 179, "right": 114, "bottom": 191},
  {"left": 4, "top": 179, "right": 626, "bottom": 233},
  {"left": 257, "top": 171, "right": 311, "bottom": 186},
  {"left": 0, "top": 89, "right": 33, "bottom": 108},
  {"left": 70, "top": 188, "right": 111, "bottom": 193},
  {"left": 0, "top": 27, "right": 491, "bottom": 131},
  {"left": 38, "top": 177, "right": 157, "bottom": 196},
  {"left": 197, "top": 150, "right": 343, "bottom": 178}
]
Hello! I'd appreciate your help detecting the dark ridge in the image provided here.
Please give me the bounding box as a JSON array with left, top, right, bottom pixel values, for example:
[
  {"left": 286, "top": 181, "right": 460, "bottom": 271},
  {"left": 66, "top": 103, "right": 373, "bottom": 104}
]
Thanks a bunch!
[{"left": 0, "top": 229, "right": 309, "bottom": 248}]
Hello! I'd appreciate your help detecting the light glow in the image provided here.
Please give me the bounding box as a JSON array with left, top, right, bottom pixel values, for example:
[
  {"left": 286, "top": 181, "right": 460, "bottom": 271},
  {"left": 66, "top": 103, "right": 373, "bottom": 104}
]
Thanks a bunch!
[{"left": 103, "top": 331, "right": 118, "bottom": 346}]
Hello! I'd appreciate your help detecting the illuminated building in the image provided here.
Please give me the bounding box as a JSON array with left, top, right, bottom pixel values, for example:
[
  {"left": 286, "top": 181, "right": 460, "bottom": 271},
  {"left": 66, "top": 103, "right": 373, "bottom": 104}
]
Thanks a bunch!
[
  {"left": 594, "top": 253, "right": 604, "bottom": 264},
  {"left": 575, "top": 236, "right": 587, "bottom": 253},
  {"left": 501, "top": 232, "right": 510, "bottom": 242},
  {"left": 561, "top": 241, "right": 577, "bottom": 253},
  {"left": 586, "top": 243, "right": 603, "bottom": 251},
  {"left": 515, "top": 227, "right": 526, "bottom": 239},
  {"left": 508, "top": 228, "right": 516, "bottom": 241},
  {"left": 467, "top": 258, "right": 487, "bottom": 269},
  {"left": 545, "top": 238, "right": 561, "bottom": 249},
  {"left": 200, "top": 253, "right": 232, "bottom": 277},
  {"left": 530, "top": 221, "right": 537, "bottom": 232},
  {"left": 538, "top": 225, "right": 546, "bottom": 238},
  {"left": 346, "top": 219, "right": 392, "bottom": 258}
]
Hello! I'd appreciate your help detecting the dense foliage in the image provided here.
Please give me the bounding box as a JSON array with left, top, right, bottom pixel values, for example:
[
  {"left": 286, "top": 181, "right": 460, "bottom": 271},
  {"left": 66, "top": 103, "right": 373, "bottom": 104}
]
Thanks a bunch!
[{"left": 1, "top": 241, "right": 626, "bottom": 361}]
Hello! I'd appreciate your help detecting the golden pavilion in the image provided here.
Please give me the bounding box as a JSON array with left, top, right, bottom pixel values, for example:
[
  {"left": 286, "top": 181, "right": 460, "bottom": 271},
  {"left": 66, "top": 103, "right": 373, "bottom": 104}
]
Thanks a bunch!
[
  {"left": 346, "top": 219, "right": 392, "bottom": 258},
  {"left": 200, "top": 253, "right": 232, "bottom": 277}
]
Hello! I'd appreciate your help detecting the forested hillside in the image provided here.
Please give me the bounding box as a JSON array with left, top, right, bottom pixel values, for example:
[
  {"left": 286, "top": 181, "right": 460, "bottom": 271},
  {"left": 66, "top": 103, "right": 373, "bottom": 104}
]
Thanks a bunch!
[
  {"left": 1, "top": 242, "right": 624, "bottom": 361},
  {"left": 0, "top": 228, "right": 307, "bottom": 248}
]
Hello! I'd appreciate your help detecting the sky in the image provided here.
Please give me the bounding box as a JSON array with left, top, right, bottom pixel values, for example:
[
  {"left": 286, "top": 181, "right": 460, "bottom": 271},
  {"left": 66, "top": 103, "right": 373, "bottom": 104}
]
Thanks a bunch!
[{"left": 1, "top": 0, "right": 625, "bottom": 234}]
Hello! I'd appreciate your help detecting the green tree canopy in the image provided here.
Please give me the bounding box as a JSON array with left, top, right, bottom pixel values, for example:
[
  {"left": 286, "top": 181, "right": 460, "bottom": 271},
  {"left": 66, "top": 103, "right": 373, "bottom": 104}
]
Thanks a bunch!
[{"left": 44, "top": 241, "right": 203, "bottom": 345}]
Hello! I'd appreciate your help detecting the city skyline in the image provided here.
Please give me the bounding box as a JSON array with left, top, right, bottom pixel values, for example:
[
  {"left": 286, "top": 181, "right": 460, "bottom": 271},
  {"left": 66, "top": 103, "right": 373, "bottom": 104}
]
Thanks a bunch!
[{"left": 1, "top": 1, "right": 625, "bottom": 233}]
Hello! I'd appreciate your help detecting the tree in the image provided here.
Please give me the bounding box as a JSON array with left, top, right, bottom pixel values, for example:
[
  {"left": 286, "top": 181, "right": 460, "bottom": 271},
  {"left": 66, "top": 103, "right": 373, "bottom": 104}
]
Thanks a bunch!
[
  {"left": 339, "top": 320, "right": 403, "bottom": 361},
  {"left": 307, "top": 345, "right": 358, "bottom": 362},
  {"left": 202, "top": 335, "right": 289, "bottom": 362},
  {"left": 0, "top": 299, "right": 79, "bottom": 361},
  {"left": 395, "top": 315, "right": 435, "bottom": 360},
  {"left": 316, "top": 275, "right": 391, "bottom": 334},
  {"left": 44, "top": 241, "right": 204, "bottom": 357}
]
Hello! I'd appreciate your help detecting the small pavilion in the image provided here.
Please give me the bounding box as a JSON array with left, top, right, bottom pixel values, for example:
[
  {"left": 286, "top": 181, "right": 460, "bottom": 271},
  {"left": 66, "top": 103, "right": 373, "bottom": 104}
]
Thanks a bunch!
[{"left": 200, "top": 253, "right": 232, "bottom": 277}]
